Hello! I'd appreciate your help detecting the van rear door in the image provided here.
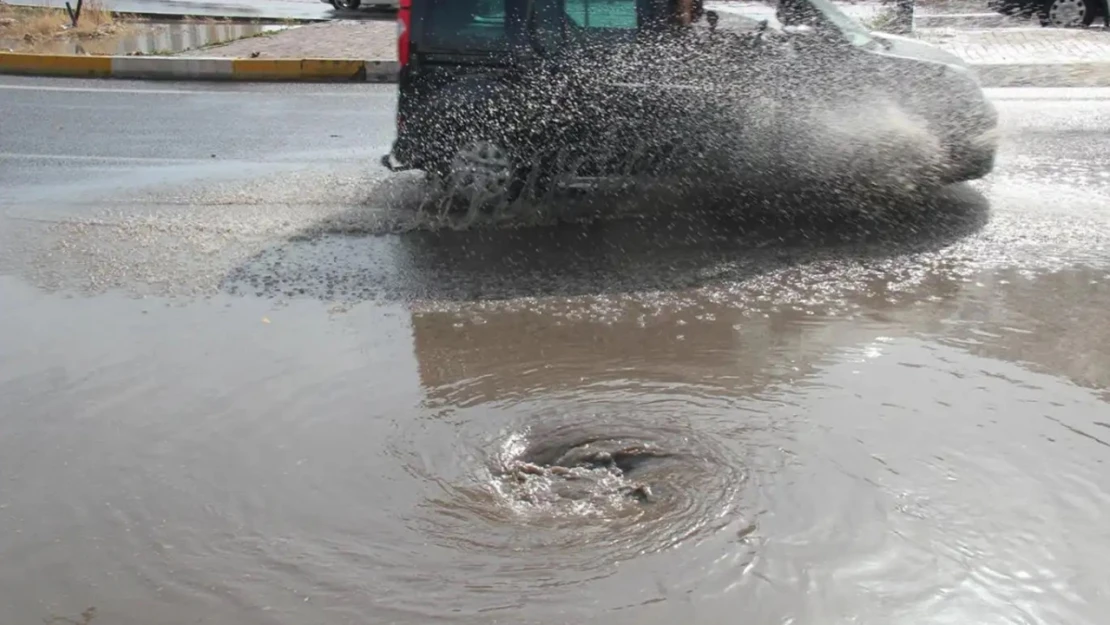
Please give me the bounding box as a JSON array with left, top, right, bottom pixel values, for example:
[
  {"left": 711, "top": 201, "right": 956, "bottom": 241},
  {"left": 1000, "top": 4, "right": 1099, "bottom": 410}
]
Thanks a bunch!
[
  {"left": 411, "top": 0, "right": 527, "bottom": 63},
  {"left": 526, "top": 0, "right": 696, "bottom": 177}
]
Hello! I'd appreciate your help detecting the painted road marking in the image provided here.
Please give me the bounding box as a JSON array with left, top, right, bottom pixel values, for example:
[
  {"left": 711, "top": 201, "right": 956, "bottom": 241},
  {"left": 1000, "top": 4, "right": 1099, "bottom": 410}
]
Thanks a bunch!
[{"left": 0, "top": 82, "right": 384, "bottom": 96}]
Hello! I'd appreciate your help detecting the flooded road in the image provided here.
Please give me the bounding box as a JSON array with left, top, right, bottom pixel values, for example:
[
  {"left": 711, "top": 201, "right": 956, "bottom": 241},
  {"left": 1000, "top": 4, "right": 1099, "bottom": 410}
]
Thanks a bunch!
[{"left": 2, "top": 78, "right": 1110, "bottom": 625}]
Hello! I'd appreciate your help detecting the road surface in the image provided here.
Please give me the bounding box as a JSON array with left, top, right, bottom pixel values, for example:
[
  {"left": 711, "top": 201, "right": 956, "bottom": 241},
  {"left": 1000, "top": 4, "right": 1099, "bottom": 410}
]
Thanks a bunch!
[{"left": 1, "top": 75, "right": 1109, "bottom": 625}]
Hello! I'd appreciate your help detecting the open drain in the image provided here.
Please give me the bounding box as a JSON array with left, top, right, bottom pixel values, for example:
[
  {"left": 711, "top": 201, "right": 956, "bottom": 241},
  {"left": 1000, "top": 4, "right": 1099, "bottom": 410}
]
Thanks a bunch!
[{"left": 480, "top": 421, "right": 743, "bottom": 526}]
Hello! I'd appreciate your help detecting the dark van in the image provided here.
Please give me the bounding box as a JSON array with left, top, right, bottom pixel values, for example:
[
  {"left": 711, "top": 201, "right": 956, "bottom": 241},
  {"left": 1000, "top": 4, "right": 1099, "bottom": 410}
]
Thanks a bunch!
[{"left": 381, "top": 0, "right": 999, "bottom": 203}]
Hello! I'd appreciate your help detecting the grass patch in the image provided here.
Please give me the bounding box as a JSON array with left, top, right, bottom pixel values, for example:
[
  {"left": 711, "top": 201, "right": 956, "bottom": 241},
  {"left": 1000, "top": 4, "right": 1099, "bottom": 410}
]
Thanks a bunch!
[
  {"left": 1, "top": 0, "right": 124, "bottom": 50},
  {"left": 2, "top": 3, "right": 305, "bottom": 56}
]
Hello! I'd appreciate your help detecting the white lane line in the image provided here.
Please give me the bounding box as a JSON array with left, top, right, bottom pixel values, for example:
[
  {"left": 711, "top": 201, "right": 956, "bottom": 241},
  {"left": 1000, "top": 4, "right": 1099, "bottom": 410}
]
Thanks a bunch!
[
  {"left": 985, "top": 87, "right": 1110, "bottom": 100},
  {"left": 3, "top": 81, "right": 1106, "bottom": 100},
  {"left": 0, "top": 152, "right": 225, "bottom": 163},
  {"left": 0, "top": 83, "right": 385, "bottom": 96},
  {"left": 0, "top": 150, "right": 387, "bottom": 164}
]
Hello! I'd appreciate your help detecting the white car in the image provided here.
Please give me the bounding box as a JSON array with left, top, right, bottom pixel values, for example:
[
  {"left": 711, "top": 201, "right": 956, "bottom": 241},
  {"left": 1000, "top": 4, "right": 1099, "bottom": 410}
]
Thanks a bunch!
[{"left": 323, "top": 0, "right": 398, "bottom": 10}]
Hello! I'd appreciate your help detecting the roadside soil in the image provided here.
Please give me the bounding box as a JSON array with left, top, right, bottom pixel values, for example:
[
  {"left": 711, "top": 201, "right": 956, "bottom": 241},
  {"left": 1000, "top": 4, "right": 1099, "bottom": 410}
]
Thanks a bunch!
[
  {"left": 0, "top": 0, "right": 128, "bottom": 52},
  {"left": 1, "top": 2, "right": 288, "bottom": 55}
]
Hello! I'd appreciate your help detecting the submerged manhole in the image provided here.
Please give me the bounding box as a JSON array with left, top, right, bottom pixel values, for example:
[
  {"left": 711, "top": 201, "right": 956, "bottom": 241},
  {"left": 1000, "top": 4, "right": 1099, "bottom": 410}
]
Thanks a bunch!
[
  {"left": 393, "top": 396, "right": 762, "bottom": 611},
  {"left": 476, "top": 417, "right": 750, "bottom": 535},
  {"left": 501, "top": 436, "right": 673, "bottom": 508}
]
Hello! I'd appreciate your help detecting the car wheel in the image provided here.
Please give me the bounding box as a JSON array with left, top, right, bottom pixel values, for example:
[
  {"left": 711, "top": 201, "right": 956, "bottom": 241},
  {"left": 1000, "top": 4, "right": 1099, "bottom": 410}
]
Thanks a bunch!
[
  {"left": 330, "top": 0, "right": 361, "bottom": 10},
  {"left": 1039, "top": 0, "right": 1095, "bottom": 27},
  {"left": 433, "top": 139, "right": 528, "bottom": 213}
]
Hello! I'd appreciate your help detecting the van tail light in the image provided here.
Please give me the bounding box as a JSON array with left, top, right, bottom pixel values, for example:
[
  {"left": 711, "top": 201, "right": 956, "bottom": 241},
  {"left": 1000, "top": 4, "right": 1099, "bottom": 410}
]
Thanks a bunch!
[{"left": 398, "top": 0, "right": 411, "bottom": 67}]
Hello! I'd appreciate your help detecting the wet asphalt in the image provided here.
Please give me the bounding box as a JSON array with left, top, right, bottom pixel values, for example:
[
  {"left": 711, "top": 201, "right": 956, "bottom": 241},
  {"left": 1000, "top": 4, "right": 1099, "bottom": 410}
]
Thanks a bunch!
[{"left": 2, "top": 75, "right": 1110, "bottom": 625}]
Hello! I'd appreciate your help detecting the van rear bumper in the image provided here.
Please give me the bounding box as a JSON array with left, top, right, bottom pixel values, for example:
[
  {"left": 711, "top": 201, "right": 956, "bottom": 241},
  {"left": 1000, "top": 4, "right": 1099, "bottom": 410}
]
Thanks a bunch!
[
  {"left": 381, "top": 130, "right": 424, "bottom": 172},
  {"left": 380, "top": 152, "right": 410, "bottom": 172}
]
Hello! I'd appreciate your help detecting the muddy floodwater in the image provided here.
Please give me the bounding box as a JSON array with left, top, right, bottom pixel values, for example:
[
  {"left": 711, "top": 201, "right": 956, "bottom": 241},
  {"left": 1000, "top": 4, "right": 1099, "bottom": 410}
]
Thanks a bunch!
[
  {"left": 2, "top": 83, "right": 1110, "bottom": 625},
  {"left": 3, "top": 190, "right": 1110, "bottom": 624}
]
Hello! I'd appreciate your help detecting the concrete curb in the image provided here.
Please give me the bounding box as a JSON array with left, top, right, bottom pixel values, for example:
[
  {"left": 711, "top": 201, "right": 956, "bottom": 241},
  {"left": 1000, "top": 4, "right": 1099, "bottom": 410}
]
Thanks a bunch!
[
  {"left": 4, "top": 52, "right": 1110, "bottom": 88},
  {"left": 915, "top": 13, "right": 1016, "bottom": 28},
  {"left": 971, "top": 62, "right": 1110, "bottom": 87},
  {"left": 0, "top": 52, "right": 399, "bottom": 82}
]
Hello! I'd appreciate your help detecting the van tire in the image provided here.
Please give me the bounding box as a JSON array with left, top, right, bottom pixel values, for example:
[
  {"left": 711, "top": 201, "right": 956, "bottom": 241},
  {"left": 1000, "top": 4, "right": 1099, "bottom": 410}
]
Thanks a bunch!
[
  {"left": 1038, "top": 0, "right": 1096, "bottom": 26},
  {"left": 428, "top": 139, "right": 530, "bottom": 213}
]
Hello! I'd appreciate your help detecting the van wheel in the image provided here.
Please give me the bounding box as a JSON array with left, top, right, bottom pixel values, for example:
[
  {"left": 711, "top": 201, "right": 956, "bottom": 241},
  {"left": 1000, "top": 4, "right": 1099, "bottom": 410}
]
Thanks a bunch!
[
  {"left": 432, "top": 139, "right": 528, "bottom": 212},
  {"left": 331, "top": 0, "right": 361, "bottom": 9},
  {"left": 1039, "top": 0, "right": 1095, "bottom": 26}
]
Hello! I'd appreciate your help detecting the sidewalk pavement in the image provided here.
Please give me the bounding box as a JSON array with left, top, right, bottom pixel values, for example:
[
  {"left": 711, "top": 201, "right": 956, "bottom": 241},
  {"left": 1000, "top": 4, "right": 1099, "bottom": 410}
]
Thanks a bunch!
[
  {"left": 917, "top": 27, "right": 1110, "bottom": 64},
  {"left": 183, "top": 20, "right": 396, "bottom": 61},
  {"left": 180, "top": 20, "right": 1110, "bottom": 67},
  {"left": 918, "top": 26, "right": 1110, "bottom": 86},
  {"left": 5, "top": 5, "right": 1110, "bottom": 85},
  {"left": 712, "top": 0, "right": 1026, "bottom": 27},
  {"left": 171, "top": 19, "right": 1110, "bottom": 87},
  {"left": 3, "top": 0, "right": 1009, "bottom": 24}
]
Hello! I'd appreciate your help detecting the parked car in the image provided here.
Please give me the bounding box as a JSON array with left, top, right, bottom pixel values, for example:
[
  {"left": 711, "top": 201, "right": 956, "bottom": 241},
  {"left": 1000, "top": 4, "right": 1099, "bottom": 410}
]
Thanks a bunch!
[
  {"left": 381, "top": 0, "right": 999, "bottom": 206},
  {"left": 325, "top": 0, "right": 398, "bottom": 11},
  {"left": 988, "top": 0, "right": 1105, "bottom": 28}
]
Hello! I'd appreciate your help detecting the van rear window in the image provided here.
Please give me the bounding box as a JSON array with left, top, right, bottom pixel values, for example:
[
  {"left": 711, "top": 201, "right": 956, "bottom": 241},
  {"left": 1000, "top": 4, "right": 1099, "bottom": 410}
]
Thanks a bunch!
[
  {"left": 565, "top": 0, "right": 639, "bottom": 29},
  {"left": 423, "top": 0, "right": 512, "bottom": 50},
  {"left": 420, "top": 0, "right": 647, "bottom": 52}
]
